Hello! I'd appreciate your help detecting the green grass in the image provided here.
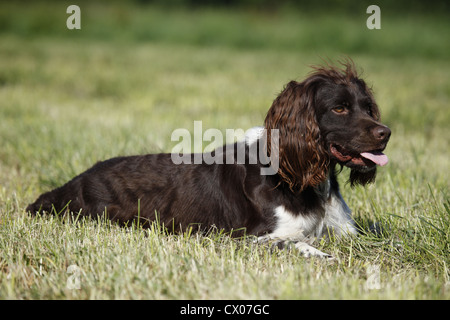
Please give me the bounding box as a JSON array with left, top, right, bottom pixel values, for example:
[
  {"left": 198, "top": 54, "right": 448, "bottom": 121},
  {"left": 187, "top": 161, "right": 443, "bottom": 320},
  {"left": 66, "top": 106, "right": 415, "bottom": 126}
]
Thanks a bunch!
[{"left": 0, "top": 2, "right": 449, "bottom": 299}]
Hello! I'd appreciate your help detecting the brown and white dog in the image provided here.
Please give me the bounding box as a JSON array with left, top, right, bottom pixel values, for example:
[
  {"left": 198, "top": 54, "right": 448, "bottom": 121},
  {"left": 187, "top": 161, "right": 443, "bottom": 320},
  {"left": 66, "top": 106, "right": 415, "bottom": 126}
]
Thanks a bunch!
[{"left": 27, "top": 60, "right": 390, "bottom": 258}]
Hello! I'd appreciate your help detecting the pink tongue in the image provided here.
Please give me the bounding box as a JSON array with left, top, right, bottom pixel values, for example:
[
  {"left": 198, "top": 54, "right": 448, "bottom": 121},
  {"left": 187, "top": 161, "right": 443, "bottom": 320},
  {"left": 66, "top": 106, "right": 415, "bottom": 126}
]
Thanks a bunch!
[{"left": 360, "top": 151, "right": 388, "bottom": 166}]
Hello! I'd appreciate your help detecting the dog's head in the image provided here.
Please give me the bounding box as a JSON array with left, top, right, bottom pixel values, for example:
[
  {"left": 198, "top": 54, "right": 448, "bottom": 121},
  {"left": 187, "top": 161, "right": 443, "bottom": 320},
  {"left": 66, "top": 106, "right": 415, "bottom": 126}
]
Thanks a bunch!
[{"left": 264, "top": 59, "right": 391, "bottom": 192}]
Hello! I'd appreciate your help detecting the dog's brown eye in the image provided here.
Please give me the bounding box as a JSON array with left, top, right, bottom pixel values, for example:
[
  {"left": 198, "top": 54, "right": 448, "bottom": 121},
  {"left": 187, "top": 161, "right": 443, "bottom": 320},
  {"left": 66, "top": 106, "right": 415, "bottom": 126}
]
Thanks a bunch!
[{"left": 333, "top": 106, "right": 346, "bottom": 114}]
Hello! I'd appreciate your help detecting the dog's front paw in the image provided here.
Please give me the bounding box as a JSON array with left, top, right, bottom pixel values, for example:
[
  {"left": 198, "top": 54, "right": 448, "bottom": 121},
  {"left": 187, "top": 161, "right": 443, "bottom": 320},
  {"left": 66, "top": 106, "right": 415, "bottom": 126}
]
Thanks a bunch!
[
  {"left": 257, "top": 236, "right": 333, "bottom": 259},
  {"left": 294, "top": 242, "right": 334, "bottom": 259}
]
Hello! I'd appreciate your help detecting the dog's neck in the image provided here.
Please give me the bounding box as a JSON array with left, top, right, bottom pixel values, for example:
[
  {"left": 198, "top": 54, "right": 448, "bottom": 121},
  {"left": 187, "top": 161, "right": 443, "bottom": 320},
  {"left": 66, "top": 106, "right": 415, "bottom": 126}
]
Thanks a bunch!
[{"left": 314, "top": 170, "right": 333, "bottom": 200}]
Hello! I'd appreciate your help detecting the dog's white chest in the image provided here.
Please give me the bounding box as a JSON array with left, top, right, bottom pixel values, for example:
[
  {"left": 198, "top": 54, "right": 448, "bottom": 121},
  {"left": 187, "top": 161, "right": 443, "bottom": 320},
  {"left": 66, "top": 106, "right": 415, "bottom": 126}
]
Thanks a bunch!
[{"left": 264, "top": 178, "right": 357, "bottom": 241}]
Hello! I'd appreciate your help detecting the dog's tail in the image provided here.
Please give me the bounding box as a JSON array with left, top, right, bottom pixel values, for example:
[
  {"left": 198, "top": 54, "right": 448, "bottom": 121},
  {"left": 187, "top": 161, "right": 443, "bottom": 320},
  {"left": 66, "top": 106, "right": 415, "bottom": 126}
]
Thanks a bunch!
[{"left": 26, "top": 187, "right": 71, "bottom": 216}]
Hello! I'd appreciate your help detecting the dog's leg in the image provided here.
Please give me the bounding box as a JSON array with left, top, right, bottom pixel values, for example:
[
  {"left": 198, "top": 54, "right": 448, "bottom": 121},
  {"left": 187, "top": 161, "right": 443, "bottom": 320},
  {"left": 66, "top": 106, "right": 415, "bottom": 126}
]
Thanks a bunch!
[
  {"left": 294, "top": 241, "right": 333, "bottom": 259},
  {"left": 257, "top": 236, "right": 333, "bottom": 259}
]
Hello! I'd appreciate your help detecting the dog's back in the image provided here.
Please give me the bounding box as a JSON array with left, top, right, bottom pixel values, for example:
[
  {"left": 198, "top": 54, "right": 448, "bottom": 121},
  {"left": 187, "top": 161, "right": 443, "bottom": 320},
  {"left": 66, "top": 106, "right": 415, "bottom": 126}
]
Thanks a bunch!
[{"left": 26, "top": 145, "right": 272, "bottom": 234}]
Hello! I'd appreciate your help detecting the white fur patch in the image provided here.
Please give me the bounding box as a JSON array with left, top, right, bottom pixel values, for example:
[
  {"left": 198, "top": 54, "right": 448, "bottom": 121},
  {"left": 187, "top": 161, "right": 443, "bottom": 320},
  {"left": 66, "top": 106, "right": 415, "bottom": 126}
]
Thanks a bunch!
[
  {"left": 263, "top": 205, "right": 322, "bottom": 241},
  {"left": 245, "top": 126, "right": 264, "bottom": 146},
  {"left": 323, "top": 190, "right": 358, "bottom": 237},
  {"left": 294, "top": 242, "right": 333, "bottom": 259},
  {"left": 257, "top": 176, "right": 358, "bottom": 258},
  {"left": 257, "top": 207, "right": 331, "bottom": 258}
]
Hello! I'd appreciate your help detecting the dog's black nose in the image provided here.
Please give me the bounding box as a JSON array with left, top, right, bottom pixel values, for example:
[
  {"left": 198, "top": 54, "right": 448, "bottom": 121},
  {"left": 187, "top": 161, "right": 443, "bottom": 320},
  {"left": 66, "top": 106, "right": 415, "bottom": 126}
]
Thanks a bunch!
[{"left": 372, "top": 125, "right": 391, "bottom": 142}]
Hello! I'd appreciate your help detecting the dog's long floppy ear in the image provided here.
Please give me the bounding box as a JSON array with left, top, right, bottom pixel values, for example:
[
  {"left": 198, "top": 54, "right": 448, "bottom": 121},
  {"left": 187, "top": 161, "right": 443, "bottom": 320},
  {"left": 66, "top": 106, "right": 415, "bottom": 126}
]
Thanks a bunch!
[{"left": 264, "top": 80, "right": 329, "bottom": 193}]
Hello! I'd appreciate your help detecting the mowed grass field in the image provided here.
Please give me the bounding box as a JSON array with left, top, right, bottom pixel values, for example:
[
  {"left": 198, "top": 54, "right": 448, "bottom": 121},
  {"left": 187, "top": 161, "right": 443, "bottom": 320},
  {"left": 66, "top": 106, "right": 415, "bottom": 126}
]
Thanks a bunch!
[{"left": 0, "top": 2, "right": 449, "bottom": 299}]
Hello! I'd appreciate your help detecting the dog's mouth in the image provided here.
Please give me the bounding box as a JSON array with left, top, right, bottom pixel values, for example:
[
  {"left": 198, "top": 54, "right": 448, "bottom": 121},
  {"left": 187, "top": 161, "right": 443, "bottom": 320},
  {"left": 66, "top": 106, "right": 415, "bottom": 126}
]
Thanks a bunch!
[{"left": 330, "top": 144, "right": 388, "bottom": 167}]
